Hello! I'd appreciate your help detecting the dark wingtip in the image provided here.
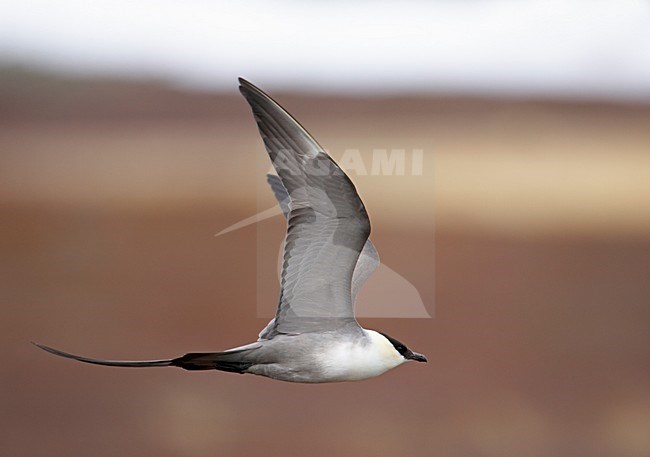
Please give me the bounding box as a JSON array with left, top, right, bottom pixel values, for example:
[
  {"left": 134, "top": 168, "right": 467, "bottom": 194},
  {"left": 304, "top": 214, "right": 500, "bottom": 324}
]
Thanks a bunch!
[
  {"left": 238, "top": 78, "right": 253, "bottom": 98},
  {"left": 238, "top": 78, "right": 273, "bottom": 102},
  {"left": 238, "top": 77, "right": 257, "bottom": 92}
]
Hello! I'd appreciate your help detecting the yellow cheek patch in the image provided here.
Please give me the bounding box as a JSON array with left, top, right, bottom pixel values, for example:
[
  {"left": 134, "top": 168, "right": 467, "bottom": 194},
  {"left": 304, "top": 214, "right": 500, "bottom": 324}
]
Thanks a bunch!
[{"left": 368, "top": 330, "right": 403, "bottom": 363}]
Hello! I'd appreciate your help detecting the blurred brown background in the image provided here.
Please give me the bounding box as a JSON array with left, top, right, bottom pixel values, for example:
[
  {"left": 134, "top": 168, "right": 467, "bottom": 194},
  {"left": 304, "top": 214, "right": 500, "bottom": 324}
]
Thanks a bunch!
[{"left": 1, "top": 66, "right": 649, "bottom": 457}]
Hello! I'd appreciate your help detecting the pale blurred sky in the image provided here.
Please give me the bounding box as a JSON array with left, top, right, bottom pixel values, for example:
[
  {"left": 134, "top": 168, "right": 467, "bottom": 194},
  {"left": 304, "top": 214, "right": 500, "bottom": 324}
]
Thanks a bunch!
[{"left": 1, "top": 0, "right": 650, "bottom": 99}]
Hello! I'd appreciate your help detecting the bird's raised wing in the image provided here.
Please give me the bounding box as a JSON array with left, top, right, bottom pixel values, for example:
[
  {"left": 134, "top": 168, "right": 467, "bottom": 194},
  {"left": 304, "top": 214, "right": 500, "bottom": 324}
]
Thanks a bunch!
[
  {"left": 265, "top": 173, "right": 380, "bottom": 301},
  {"left": 239, "top": 78, "right": 370, "bottom": 338},
  {"left": 259, "top": 174, "right": 380, "bottom": 340}
]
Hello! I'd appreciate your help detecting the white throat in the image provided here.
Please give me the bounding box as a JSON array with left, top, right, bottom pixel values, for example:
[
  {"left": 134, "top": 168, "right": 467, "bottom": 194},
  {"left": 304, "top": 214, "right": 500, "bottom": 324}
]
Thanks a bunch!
[{"left": 319, "top": 329, "right": 406, "bottom": 382}]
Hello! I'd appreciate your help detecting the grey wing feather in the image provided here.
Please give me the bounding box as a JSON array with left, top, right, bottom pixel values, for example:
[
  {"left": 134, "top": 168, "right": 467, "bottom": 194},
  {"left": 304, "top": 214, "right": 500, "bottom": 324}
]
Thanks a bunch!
[
  {"left": 260, "top": 175, "right": 379, "bottom": 340},
  {"left": 265, "top": 173, "right": 379, "bottom": 302},
  {"left": 266, "top": 173, "right": 291, "bottom": 218},
  {"left": 240, "top": 78, "right": 369, "bottom": 338},
  {"left": 351, "top": 237, "right": 380, "bottom": 301},
  {"left": 257, "top": 318, "right": 276, "bottom": 341}
]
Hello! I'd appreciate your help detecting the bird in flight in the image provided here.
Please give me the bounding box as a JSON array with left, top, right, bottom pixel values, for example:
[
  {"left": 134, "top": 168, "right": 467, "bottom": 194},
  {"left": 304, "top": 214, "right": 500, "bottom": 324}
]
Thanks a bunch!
[{"left": 34, "top": 78, "right": 427, "bottom": 383}]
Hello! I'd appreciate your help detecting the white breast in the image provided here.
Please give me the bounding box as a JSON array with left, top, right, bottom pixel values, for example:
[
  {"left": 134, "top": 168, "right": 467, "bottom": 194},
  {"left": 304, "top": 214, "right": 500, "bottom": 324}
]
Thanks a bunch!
[{"left": 318, "top": 329, "right": 405, "bottom": 381}]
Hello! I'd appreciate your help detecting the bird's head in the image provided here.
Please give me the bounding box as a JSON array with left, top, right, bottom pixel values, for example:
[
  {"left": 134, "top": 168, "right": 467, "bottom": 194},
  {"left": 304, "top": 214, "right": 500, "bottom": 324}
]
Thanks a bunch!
[{"left": 378, "top": 332, "right": 427, "bottom": 363}]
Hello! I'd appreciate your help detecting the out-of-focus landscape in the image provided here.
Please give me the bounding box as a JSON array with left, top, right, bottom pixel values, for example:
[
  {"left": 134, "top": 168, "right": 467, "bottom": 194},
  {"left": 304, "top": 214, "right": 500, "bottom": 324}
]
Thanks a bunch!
[{"left": 1, "top": 66, "right": 649, "bottom": 457}]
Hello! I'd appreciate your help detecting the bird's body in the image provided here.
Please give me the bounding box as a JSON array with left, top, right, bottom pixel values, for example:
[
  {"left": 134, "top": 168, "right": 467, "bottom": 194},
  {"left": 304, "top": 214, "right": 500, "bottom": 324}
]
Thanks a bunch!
[
  {"left": 35, "top": 78, "right": 427, "bottom": 383},
  {"left": 237, "top": 329, "right": 405, "bottom": 383},
  {"left": 37, "top": 328, "right": 416, "bottom": 383}
]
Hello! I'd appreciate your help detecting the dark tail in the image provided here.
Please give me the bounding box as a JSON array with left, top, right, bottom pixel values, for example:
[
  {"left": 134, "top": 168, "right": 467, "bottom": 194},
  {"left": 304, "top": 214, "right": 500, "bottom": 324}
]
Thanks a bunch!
[
  {"left": 33, "top": 342, "right": 255, "bottom": 373},
  {"left": 33, "top": 342, "right": 173, "bottom": 367}
]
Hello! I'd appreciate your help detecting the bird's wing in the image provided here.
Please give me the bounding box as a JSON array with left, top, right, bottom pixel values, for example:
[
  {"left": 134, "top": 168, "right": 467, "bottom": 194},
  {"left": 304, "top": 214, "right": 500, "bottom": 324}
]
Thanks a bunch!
[
  {"left": 258, "top": 175, "right": 379, "bottom": 341},
  {"left": 239, "top": 78, "right": 370, "bottom": 338},
  {"left": 265, "top": 173, "right": 379, "bottom": 301}
]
